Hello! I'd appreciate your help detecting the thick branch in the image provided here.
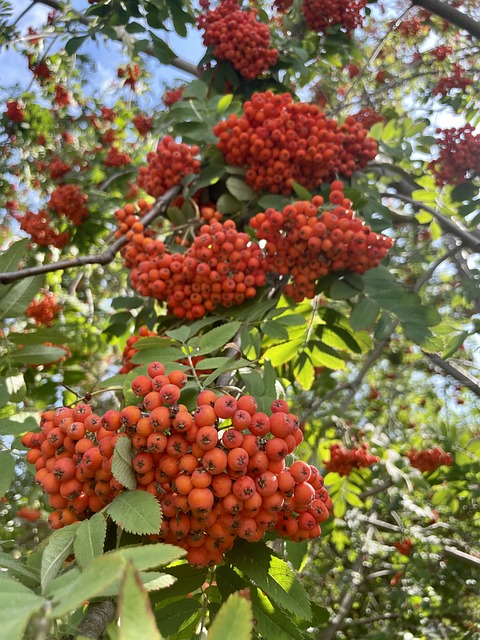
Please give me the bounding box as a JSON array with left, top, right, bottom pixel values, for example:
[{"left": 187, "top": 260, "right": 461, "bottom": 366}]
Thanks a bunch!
[
  {"left": 74, "top": 599, "right": 116, "bottom": 639},
  {"left": 412, "top": 0, "right": 480, "bottom": 40},
  {"left": 425, "top": 353, "right": 480, "bottom": 398},
  {"left": 32, "top": 0, "right": 199, "bottom": 76},
  {"left": 0, "top": 186, "right": 180, "bottom": 284}
]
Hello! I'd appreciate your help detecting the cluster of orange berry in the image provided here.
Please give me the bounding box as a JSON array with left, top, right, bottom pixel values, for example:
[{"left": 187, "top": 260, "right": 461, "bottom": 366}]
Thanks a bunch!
[
  {"left": 15, "top": 210, "right": 70, "bottom": 248},
  {"left": 406, "top": 447, "right": 453, "bottom": 473},
  {"left": 138, "top": 136, "right": 201, "bottom": 199},
  {"left": 214, "top": 91, "right": 377, "bottom": 195},
  {"left": 48, "top": 184, "right": 89, "bottom": 225},
  {"left": 25, "top": 292, "right": 61, "bottom": 326},
  {"left": 433, "top": 63, "right": 473, "bottom": 97},
  {"left": 49, "top": 158, "right": 71, "bottom": 181},
  {"left": 23, "top": 360, "right": 332, "bottom": 566},
  {"left": 132, "top": 114, "right": 154, "bottom": 136},
  {"left": 5, "top": 100, "right": 25, "bottom": 122},
  {"left": 163, "top": 87, "right": 184, "bottom": 108},
  {"left": 429, "top": 125, "right": 480, "bottom": 186},
  {"left": 324, "top": 442, "right": 379, "bottom": 477},
  {"left": 352, "top": 108, "right": 385, "bottom": 130},
  {"left": 120, "top": 206, "right": 267, "bottom": 319},
  {"left": 197, "top": 0, "right": 278, "bottom": 81},
  {"left": 250, "top": 182, "right": 393, "bottom": 301},
  {"left": 393, "top": 538, "right": 413, "bottom": 556},
  {"left": 104, "top": 147, "right": 132, "bottom": 167},
  {"left": 397, "top": 17, "right": 429, "bottom": 38},
  {"left": 119, "top": 325, "right": 157, "bottom": 374},
  {"left": 302, "top": 0, "right": 367, "bottom": 34}
]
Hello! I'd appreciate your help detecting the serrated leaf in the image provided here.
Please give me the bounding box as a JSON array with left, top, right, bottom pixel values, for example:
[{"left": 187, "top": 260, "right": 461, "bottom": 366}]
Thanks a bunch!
[
  {"left": 74, "top": 513, "right": 107, "bottom": 569},
  {"left": 65, "top": 35, "right": 87, "bottom": 54},
  {"left": 166, "top": 326, "right": 190, "bottom": 343},
  {"left": 0, "top": 451, "right": 15, "bottom": 498},
  {"left": 49, "top": 554, "right": 127, "bottom": 618},
  {"left": 230, "top": 540, "right": 311, "bottom": 619},
  {"left": 329, "top": 279, "right": 360, "bottom": 300},
  {"left": 350, "top": 298, "right": 379, "bottom": 331},
  {"left": 107, "top": 491, "right": 162, "bottom": 535},
  {"left": 194, "top": 321, "right": 241, "bottom": 356},
  {"left": 0, "top": 552, "right": 40, "bottom": 588},
  {"left": 155, "top": 599, "right": 202, "bottom": 636},
  {"left": 294, "top": 355, "right": 315, "bottom": 390},
  {"left": 441, "top": 330, "right": 469, "bottom": 359},
  {"left": 0, "top": 379, "right": 8, "bottom": 408},
  {"left": 274, "top": 313, "right": 306, "bottom": 327},
  {"left": 226, "top": 176, "right": 255, "bottom": 201},
  {"left": 216, "top": 194, "right": 242, "bottom": 215},
  {"left": 262, "top": 320, "right": 290, "bottom": 341},
  {"left": 118, "top": 562, "right": 163, "bottom": 640},
  {"left": 0, "top": 575, "right": 45, "bottom": 640},
  {"left": 201, "top": 358, "right": 253, "bottom": 387},
  {"left": 159, "top": 564, "right": 208, "bottom": 600},
  {"left": 0, "top": 413, "right": 38, "bottom": 436},
  {"left": 309, "top": 343, "right": 345, "bottom": 370},
  {"left": 107, "top": 543, "right": 185, "bottom": 570},
  {"left": 207, "top": 592, "right": 253, "bottom": 640},
  {"left": 41, "top": 524, "right": 79, "bottom": 593},
  {"left": 290, "top": 182, "right": 312, "bottom": 200},
  {"left": 112, "top": 436, "right": 137, "bottom": 490},
  {"left": 0, "top": 239, "right": 28, "bottom": 272},
  {"left": 10, "top": 344, "right": 68, "bottom": 365},
  {"left": 263, "top": 338, "right": 304, "bottom": 367},
  {"left": 8, "top": 329, "right": 72, "bottom": 345},
  {"left": 0, "top": 275, "right": 44, "bottom": 320}
]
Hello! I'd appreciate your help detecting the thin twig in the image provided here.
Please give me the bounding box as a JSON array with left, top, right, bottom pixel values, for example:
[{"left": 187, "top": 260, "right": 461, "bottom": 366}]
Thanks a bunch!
[{"left": 0, "top": 186, "right": 180, "bottom": 284}]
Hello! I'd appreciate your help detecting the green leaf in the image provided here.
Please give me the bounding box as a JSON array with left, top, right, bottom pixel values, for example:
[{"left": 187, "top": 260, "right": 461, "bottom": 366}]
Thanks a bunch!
[
  {"left": 106, "top": 490, "right": 162, "bottom": 535},
  {"left": 74, "top": 513, "right": 107, "bottom": 569},
  {"left": 329, "top": 279, "right": 361, "bottom": 300},
  {"left": 194, "top": 321, "right": 241, "bottom": 356},
  {"left": 106, "top": 543, "right": 186, "bottom": 571},
  {"left": 155, "top": 599, "right": 202, "bottom": 637},
  {"left": 150, "top": 33, "right": 176, "bottom": 64},
  {"left": 0, "top": 378, "right": 8, "bottom": 408},
  {"left": 166, "top": 326, "right": 190, "bottom": 343},
  {"left": 0, "top": 451, "right": 15, "bottom": 498},
  {"left": 262, "top": 320, "right": 289, "bottom": 341},
  {"left": 207, "top": 592, "right": 253, "bottom": 640},
  {"left": 118, "top": 562, "right": 163, "bottom": 640},
  {"left": 0, "top": 413, "right": 38, "bottom": 436},
  {"left": 112, "top": 436, "right": 137, "bottom": 490},
  {"left": 441, "top": 330, "right": 470, "bottom": 359},
  {"left": 8, "top": 328, "right": 72, "bottom": 345},
  {"left": 349, "top": 298, "right": 379, "bottom": 331},
  {"left": 65, "top": 35, "right": 87, "bottom": 54},
  {"left": 308, "top": 343, "right": 345, "bottom": 370},
  {"left": 216, "top": 194, "right": 242, "bottom": 214},
  {"left": 293, "top": 355, "right": 315, "bottom": 390},
  {"left": 0, "top": 552, "right": 40, "bottom": 588},
  {"left": 290, "top": 182, "right": 312, "bottom": 200},
  {"left": 225, "top": 177, "right": 255, "bottom": 201},
  {"left": 10, "top": 344, "right": 68, "bottom": 365},
  {"left": 284, "top": 540, "right": 309, "bottom": 571},
  {"left": 0, "top": 575, "right": 45, "bottom": 640},
  {"left": 263, "top": 338, "right": 304, "bottom": 367},
  {"left": 0, "top": 275, "right": 44, "bottom": 320},
  {"left": 217, "top": 94, "right": 233, "bottom": 113},
  {"left": 201, "top": 358, "right": 253, "bottom": 387},
  {"left": 230, "top": 540, "right": 311, "bottom": 619},
  {"left": 49, "top": 554, "right": 127, "bottom": 618},
  {"left": 0, "top": 239, "right": 28, "bottom": 272},
  {"left": 41, "top": 524, "right": 79, "bottom": 593},
  {"left": 160, "top": 564, "right": 208, "bottom": 600}
]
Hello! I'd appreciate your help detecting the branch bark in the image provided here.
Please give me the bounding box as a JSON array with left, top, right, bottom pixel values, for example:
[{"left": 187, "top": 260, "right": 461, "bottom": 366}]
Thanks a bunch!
[
  {"left": 74, "top": 599, "right": 116, "bottom": 639},
  {"left": 32, "top": 0, "right": 199, "bottom": 76},
  {"left": 425, "top": 353, "right": 480, "bottom": 398},
  {"left": 411, "top": 0, "right": 480, "bottom": 40},
  {"left": 0, "top": 186, "right": 180, "bottom": 284}
]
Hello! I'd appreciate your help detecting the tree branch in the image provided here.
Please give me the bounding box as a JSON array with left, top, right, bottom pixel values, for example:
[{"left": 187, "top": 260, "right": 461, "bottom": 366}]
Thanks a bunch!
[
  {"left": 412, "top": 0, "right": 480, "bottom": 40},
  {"left": 425, "top": 353, "right": 480, "bottom": 398},
  {"left": 0, "top": 186, "right": 180, "bottom": 284},
  {"left": 74, "top": 599, "right": 116, "bottom": 639},
  {"left": 32, "top": 0, "right": 199, "bottom": 76}
]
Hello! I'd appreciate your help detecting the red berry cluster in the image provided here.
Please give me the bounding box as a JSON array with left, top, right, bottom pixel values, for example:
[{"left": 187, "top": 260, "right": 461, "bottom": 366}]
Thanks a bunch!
[
  {"left": 138, "top": 136, "right": 201, "bottom": 199},
  {"left": 302, "top": 0, "right": 367, "bottom": 34},
  {"left": 118, "top": 63, "right": 141, "bottom": 90},
  {"left": 397, "top": 17, "right": 429, "bottom": 38},
  {"left": 324, "top": 442, "right": 379, "bottom": 476},
  {"left": 54, "top": 84, "right": 71, "bottom": 107},
  {"left": 433, "top": 63, "right": 473, "bottom": 96},
  {"left": 346, "top": 62, "right": 361, "bottom": 78},
  {"left": 249, "top": 182, "right": 393, "bottom": 301},
  {"left": 28, "top": 58, "right": 52, "bottom": 83},
  {"left": 429, "top": 125, "right": 480, "bottom": 186},
  {"left": 22, "top": 362, "right": 332, "bottom": 565},
  {"left": 163, "top": 88, "right": 184, "bottom": 108},
  {"left": 49, "top": 158, "right": 71, "bottom": 181},
  {"left": 5, "top": 100, "right": 25, "bottom": 122},
  {"left": 352, "top": 108, "right": 385, "bottom": 130},
  {"left": 104, "top": 147, "right": 132, "bottom": 167},
  {"left": 197, "top": 0, "right": 278, "bottom": 81},
  {"left": 431, "top": 45, "right": 453, "bottom": 61},
  {"left": 406, "top": 447, "right": 453, "bottom": 473},
  {"left": 132, "top": 114, "right": 154, "bottom": 136},
  {"left": 15, "top": 210, "right": 70, "bottom": 248},
  {"left": 101, "top": 107, "right": 116, "bottom": 121},
  {"left": 16, "top": 507, "right": 42, "bottom": 522},
  {"left": 273, "top": 0, "right": 293, "bottom": 12},
  {"left": 393, "top": 538, "right": 413, "bottom": 557},
  {"left": 121, "top": 214, "right": 266, "bottom": 319},
  {"left": 25, "top": 292, "right": 61, "bottom": 326},
  {"left": 48, "top": 184, "right": 89, "bottom": 225},
  {"left": 214, "top": 91, "right": 377, "bottom": 195}
]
